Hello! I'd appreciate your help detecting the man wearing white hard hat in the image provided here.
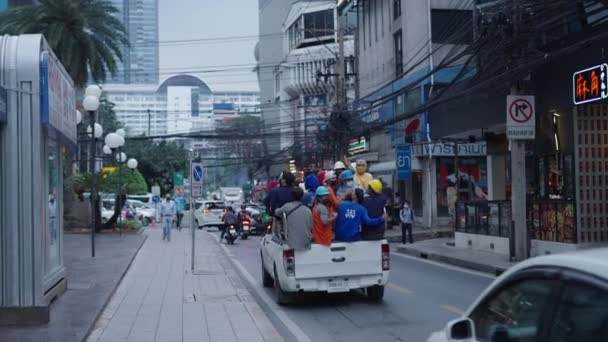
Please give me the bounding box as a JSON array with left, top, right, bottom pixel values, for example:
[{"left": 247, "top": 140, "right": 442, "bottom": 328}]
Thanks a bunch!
[{"left": 334, "top": 161, "right": 346, "bottom": 178}]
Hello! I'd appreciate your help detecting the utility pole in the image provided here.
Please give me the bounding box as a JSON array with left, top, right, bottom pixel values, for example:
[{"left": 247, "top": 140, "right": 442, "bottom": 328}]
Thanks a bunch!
[
  {"left": 147, "top": 109, "right": 151, "bottom": 136},
  {"left": 335, "top": 8, "right": 348, "bottom": 159},
  {"left": 510, "top": 0, "right": 528, "bottom": 261}
]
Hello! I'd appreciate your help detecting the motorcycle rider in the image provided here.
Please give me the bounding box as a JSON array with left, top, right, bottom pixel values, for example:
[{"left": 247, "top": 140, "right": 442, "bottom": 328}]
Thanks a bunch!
[
  {"left": 237, "top": 204, "right": 251, "bottom": 229},
  {"left": 221, "top": 207, "right": 238, "bottom": 241}
]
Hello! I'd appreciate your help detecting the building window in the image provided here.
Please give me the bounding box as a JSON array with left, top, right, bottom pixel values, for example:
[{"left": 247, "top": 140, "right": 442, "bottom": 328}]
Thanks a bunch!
[
  {"left": 374, "top": 0, "right": 378, "bottom": 42},
  {"left": 393, "top": 0, "right": 401, "bottom": 19},
  {"left": 362, "top": 1, "right": 366, "bottom": 49},
  {"left": 381, "top": 0, "right": 385, "bottom": 37},
  {"left": 431, "top": 9, "right": 473, "bottom": 45},
  {"left": 368, "top": 2, "right": 372, "bottom": 47},
  {"left": 394, "top": 30, "right": 403, "bottom": 76}
]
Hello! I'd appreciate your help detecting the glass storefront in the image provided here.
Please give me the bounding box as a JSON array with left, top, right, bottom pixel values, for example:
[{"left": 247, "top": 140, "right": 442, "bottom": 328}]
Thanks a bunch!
[
  {"left": 45, "top": 131, "right": 62, "bottom": 277},
  {"left": 437, "top": 157, "right": 488, "bottom": 218}
]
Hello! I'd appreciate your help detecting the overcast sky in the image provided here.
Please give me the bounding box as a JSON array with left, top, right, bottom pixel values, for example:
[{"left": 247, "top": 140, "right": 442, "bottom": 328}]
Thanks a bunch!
[{"left": 159, "top": 0, "right": 260, "bottom": 92}]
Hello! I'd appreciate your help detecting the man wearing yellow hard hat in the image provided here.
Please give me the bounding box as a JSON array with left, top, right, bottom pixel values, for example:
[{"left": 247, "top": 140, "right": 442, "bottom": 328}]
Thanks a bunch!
[{"left": 360, "top": 179, "right": 387, "bottom": 240}]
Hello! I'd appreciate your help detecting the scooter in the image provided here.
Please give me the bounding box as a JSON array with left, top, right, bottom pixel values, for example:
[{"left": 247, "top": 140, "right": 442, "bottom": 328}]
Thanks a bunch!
[
  {"left": 225, "top": 224, "right": 238, "bottom": 245},
  {"left": 240, "top": 219, "right": 251, "bottom": 239}
]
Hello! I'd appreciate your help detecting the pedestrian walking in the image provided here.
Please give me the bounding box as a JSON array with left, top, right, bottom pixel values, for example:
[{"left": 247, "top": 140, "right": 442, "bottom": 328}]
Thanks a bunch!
[
  {"left": 399, "top": 201, "right": 415, "bottom": 244},
  {"left": 160, "top": 194, "right": 176, "bottom": 242}
]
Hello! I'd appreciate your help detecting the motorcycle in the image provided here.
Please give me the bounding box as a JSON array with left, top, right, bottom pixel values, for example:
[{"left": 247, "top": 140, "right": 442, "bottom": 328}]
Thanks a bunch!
[
  {"left": 240, "top": 219, "right": 251, "bottom": 239},
  {"left": 225, "top": 224, "right": 238, "bottom": 244}
]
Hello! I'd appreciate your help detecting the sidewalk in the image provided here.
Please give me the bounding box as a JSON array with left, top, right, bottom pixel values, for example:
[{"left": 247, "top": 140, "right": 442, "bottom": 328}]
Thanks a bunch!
[
  {"left": 87, "top": 227, "right": 283, "bottom": 342},
  {"left": 384, "top": 224, "right": 452, "bottom": 243},
  {"left": 0, "top": 233, "right": 146, "bottom": 342},
  {"left": 394, "top": 238, "right": 515, "bottom": 275}
]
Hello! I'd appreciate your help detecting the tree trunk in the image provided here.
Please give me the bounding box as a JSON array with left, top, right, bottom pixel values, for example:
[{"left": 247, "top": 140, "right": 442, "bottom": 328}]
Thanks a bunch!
[{"left": 103, "top": 194, "right": 126, "bottom": 229}]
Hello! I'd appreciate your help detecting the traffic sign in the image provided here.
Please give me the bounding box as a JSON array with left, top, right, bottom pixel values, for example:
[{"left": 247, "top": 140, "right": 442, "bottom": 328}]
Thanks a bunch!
[
  {"left": 192, "top": 163, "right": 203, "bottom": 185},
  {"left": 507, "top": 95, "right": 535, "bottom": 140},
  {"left": 174, "top": 186, "right": 185, "bottom": 197},
  {"left": 173, "top": 172, "right": 184, "bottom": 186},
  {"left": 397, "top": 145, "right": 412, "bottom": 180},
  {"left": 152, "top": 195, "right": 160, "bottom": 204}
]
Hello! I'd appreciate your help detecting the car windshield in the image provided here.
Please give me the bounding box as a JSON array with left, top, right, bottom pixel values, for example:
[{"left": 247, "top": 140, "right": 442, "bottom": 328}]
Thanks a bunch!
[{"left": 195, "top": 202, "right": 203, "bottom": 210}]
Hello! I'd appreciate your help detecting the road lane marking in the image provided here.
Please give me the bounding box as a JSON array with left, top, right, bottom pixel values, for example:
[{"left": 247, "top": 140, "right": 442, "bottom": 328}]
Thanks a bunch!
[
  {"left": 391, "top": 252, "right": 496, "bottom": 280},
  {"left": 440, "top": 305, "right": 465, "bottom": 315},
  {"left": 387, "top": 282, "right": 414, "bottom": 295},
  {"left": 211, "top": 233, "right": 312, "bottom": 342}
]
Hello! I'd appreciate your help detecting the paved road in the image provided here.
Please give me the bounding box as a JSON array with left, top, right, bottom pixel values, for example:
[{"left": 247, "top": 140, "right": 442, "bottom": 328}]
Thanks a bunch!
[{"left": 208, "top": 231, "right": 494, "bottom": 342}]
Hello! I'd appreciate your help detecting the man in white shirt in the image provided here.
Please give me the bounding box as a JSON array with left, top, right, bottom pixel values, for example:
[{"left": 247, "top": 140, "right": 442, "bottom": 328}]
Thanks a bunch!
[{"left": 160, "top": 194, "right": 176, "bottom": 242}]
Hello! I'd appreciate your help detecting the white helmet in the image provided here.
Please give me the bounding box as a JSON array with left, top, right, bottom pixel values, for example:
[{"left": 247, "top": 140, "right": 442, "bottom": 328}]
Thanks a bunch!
[
  {"left": 334, "top": 161, "right": 346, "bottom": 170},
  {"left": 324, "top": 171, "right": 336, "bottom": 182}
]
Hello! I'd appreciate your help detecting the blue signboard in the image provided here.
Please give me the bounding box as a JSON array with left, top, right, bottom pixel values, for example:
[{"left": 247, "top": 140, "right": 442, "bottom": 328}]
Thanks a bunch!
[
  {"left": 0, "top": 87, "right": 6, "bottom": 123},
  {"left": 397, "top": 145, "right": 412, "bottom": 181}
]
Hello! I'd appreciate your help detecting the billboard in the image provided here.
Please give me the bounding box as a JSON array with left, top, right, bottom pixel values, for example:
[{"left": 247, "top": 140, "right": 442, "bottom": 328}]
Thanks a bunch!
[{"left": 40, "top": 50, "right": 77, "bottom": 143}]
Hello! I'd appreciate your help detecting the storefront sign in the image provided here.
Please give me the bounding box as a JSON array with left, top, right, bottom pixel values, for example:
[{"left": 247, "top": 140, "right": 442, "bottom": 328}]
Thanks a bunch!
[
  {"left": 348, "top": 137, "right": 367, "bottom": 155},
  {"left": 40, "top": 50, "right": 77, "bottom": 143},
  {"left": 411, "top": 142, "right": 487, "bottom": 157},
  {"left": 397, "top": 145, "right": 412, "bottom": 180},
  {"left": 507, "top": 95, "right": 535, "bottom": 140},
  {"left": 0, "top": 86, "right": 6, "bottom": 123},
  {"left": 573, "top": 64, "right": 608, "bottom": 105}
]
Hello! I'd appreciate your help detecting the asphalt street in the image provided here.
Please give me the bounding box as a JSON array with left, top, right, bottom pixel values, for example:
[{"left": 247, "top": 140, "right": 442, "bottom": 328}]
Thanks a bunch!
[{"left": 204, "top": 230, "right": 494, "bottom": 342}]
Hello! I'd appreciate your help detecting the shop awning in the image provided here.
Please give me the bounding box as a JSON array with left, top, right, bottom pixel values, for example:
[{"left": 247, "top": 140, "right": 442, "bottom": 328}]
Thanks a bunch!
[{"left": 369, "top": 161, "right": 395, "bottom": 175}]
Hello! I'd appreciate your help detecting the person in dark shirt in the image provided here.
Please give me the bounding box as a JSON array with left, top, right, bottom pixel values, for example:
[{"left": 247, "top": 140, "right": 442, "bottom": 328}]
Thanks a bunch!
[
  {"left": 361, "top": 179, "right": 388, "bottom": 240},
  {"left": 266, "top": 171, "right": 296, "bottom": 216}
]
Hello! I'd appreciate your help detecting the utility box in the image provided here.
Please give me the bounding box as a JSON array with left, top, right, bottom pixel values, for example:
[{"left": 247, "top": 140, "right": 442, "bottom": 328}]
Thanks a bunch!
[{"left": 0, "top": 34, "right": 77, "bottom": 324}]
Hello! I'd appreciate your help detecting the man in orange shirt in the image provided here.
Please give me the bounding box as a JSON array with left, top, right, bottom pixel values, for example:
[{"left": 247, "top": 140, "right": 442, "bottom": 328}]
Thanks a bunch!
[
  {"left": 312, "top": 186, "right": 337, "bottom": 246},
  {"left": 322, "top": 171, "right": 341, "bottom": 210}
]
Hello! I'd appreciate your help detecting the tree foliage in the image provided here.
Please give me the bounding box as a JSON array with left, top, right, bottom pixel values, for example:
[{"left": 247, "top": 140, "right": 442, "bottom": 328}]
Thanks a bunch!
[
  {"left": 0, "top": 0, "right": 128, "bottom": 87},
  {"left": 122, "top": 139, "right": 189, "bottom": 195}
]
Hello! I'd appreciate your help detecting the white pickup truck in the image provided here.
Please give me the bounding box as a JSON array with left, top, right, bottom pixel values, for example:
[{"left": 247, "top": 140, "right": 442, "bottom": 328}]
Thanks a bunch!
[{"left": 260, "top": 232, "right": 390, "bottom": 305}]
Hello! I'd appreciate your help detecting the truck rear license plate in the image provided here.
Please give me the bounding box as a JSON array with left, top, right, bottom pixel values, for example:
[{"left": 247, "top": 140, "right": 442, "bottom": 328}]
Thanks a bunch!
[
  {"left": 327, "top": 280, "right": 348, "bottom": 293},
  {"left": 229, "top": 229, "right": 236, "bottom": 234}
]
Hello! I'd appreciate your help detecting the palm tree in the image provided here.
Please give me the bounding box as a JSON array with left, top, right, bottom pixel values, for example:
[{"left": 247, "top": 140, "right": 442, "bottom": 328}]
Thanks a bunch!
[{"left": 0, "top": 0, "right": 128, "bottom": 87}]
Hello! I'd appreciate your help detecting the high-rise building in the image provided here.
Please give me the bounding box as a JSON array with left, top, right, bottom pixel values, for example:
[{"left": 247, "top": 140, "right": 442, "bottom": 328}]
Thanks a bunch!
[
  {"left": 103, "top": 75, "right": 260, "bottom": 138},
  {"left": 108, "top": 0, "right": 159, "bottom": 84}
]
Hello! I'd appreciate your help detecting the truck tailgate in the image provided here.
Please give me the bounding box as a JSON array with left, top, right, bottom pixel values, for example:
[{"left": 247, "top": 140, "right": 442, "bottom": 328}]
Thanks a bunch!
[{"left": 294, "top": 241, "right": 385, "bottom": 279}]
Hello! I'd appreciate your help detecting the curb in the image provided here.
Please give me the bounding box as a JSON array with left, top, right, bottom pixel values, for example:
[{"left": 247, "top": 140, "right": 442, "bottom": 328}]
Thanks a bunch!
[
  {"left": 81, "top": 233, "right": 148, "bottom": 342},
  {"left": 394, "top": 244, "right": 508, "bottom": 276}
]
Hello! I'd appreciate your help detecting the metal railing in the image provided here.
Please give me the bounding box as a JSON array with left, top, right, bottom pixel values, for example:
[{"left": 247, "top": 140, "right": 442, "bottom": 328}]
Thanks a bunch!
[
  {"left": 456, "top": 199, "right": 577, "bottom": 244},
  {"left": 456, "top": 201, "right": 511, "bottom": 237}
]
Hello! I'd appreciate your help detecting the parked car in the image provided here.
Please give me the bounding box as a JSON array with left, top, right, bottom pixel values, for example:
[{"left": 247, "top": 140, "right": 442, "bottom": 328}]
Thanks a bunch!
[
  {"left": 193, "top": 200, "right": 226, "bottom": 229},
  {"left": 428, "top": 248, "right": 608, "bottom": 342},
  {"left": 129, "top": 200, "right": 155, "bottom": 225}
]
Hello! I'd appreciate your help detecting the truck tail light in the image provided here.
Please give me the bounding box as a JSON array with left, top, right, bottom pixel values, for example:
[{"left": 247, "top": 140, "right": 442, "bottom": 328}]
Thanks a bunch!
[
  {"left": 381, "top": 243, "right": 390, "bottom": 271},
  {"left": 283, "top": 248, "right": 295, "bottom": 276},
  {"left": 203, "top": 209, "right": 209, "bottom": 214}
]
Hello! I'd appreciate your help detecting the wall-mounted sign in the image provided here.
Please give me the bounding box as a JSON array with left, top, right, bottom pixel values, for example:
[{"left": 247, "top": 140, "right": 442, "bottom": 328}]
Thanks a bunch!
[
  {"left": 411, "top": 142, "right": 487, "bottom": 157},
  {"left": 573, "top": 64, "right": 608, "bottom": 105},
  {"left": 40, "top": 50, "right": 77, "bottom": 143},
  {"left": 397, "top": 146, "right": 412, "bottom": 180},
  {"left": 348, "top": 137, "right": 367, "bottom": 155}
]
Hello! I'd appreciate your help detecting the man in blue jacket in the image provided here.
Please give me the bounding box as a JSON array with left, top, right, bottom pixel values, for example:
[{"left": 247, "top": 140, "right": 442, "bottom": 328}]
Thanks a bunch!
[{"left": 335, "top": 189, "right": 384, "bottom": 242}]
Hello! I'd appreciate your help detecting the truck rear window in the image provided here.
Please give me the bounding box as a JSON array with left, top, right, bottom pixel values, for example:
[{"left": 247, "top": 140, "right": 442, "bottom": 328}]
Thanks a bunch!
[{"left": 206, "top": 202, "right": 225, "bottom": 210}]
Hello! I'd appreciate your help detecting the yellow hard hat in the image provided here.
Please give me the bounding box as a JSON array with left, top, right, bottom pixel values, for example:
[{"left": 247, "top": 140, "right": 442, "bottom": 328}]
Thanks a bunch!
[{"left": 369, "top": 179, "right": 383, "bottom": 193}]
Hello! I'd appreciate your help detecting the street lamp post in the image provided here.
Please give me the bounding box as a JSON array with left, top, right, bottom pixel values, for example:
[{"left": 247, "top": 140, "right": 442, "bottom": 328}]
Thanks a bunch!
[
  {"left": 116, "top": 151, "right": 127, "bottom": 235},
  {"left": 83, "top": 84, "right": 102, "bottom": 257}
]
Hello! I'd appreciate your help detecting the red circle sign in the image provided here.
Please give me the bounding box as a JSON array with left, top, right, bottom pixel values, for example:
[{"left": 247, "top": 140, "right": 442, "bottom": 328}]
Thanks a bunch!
[{"left": 509, "top": 99, "right": 533, "bottom": 123}]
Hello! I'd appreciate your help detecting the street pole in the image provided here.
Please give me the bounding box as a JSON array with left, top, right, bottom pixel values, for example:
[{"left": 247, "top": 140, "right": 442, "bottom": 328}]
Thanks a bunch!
[
  {"left": 119, "top": 150, "right": 123, "bottom": 236},
  {"left": 511, "top": 0, "right": 528, "bottom": 261},
  {"left": 190, "top": 153, "right": 195, "bottom": 271},
  {"left": 335, "top": 9, "right": 347, "bottom": 159},
  {"left": 89, "top": 111, "right": 96, "bottom": 258},
  {"left": 147, "top": 109, "right": 151, "bottom": 136}
]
